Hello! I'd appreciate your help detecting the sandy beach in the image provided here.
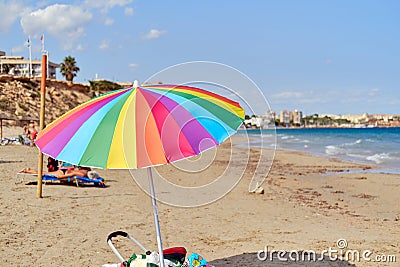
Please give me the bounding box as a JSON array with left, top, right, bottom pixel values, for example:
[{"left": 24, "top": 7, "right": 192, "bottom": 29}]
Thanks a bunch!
[{"left": 1, "top": 126, "right": 399, "bottom": 266}]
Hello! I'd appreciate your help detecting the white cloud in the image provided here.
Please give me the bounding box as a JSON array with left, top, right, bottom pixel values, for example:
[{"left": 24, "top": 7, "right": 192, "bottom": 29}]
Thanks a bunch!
[
  {"left": 76, "top": 44, "right": 85, "bottom": 51},
  {"left": 128, "top": 63, "right": 138, "bottom": 69},
  {"left": 341, "top": 97, "right": 364, "bottom": 103},
  {"left": 105, "top": 18, "right": 114, "bottom": 26},
  {"left": 389, "top": 99, "right": 400, "bottom": 105},
  {"left": 20, "top": 4, "right": 93, "bottom": 50},
  {"left": 124, "top": 7, "right": 134, "bottom": 16},
  {"left": 144, "top": 29, "right": 166, "bottom": 40},
  {"left": 299, "top": 98, "right": 325, "bottom": 104},
  {"left": 84, "top": 0, "right": 133, "bottom": 13},
  {"left": 99, "top": 40, "right": 110, "bottom": 50},
  {"left": 368, "top": 88, "right": 380, "bottom": 96},
  {"left": 271, "top": 91, "right": 303, "bottom": 99},
  {"left": 0, "top": 1, "right": 29, "bottom": 33}
]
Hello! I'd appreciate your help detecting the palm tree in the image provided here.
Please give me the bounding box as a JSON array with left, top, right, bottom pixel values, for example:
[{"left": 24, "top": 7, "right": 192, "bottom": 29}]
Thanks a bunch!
[{"left": 60, "top": 56, "right": 80, "bottom": 82}]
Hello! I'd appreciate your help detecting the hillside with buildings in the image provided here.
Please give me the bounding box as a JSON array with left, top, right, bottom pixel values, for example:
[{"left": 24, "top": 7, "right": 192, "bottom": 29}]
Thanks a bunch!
[
  {"left": 0, "top": 75, "right": 90, "bottom": 126},
  {"left": 1, "top": 72, "right": 398, "bottom": 131},
  {"left": 244, "top": 109, "right": 400, "bottom": 129}
]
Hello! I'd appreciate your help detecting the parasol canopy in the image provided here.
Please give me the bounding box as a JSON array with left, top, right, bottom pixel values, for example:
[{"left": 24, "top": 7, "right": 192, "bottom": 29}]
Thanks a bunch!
[
  {"left": 34, "top": 82, "right": 244, "bottom": 267},
  {"left": 35, "top": 84, "right": 244, "bottom": 169}
]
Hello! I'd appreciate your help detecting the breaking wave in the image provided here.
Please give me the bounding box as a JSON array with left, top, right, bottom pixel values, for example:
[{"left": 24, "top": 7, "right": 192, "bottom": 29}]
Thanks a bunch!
[
  {"left": 366, "top": 153, "right": 399, "bottom": 164},
  {"left": 325, "top": 145, "right": 346, "bottom": 155}
]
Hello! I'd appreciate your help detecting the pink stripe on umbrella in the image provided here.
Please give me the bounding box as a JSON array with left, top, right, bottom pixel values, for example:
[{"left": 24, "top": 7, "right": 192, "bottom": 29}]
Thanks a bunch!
[
  {"left": 140, "top": 89, "right": 195, "bottom": 162},
  {"left": 142, "top": 89, "right": 217, "bottom": 155}
]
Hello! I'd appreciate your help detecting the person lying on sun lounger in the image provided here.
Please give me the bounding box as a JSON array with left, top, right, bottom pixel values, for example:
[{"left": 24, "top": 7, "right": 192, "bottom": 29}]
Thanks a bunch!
[{"left": 20, "top": 166, "right": 92, "bottom": 179}]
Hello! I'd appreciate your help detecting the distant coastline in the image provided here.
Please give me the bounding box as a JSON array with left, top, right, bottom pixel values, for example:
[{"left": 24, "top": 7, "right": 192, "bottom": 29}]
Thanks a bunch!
[
  {"left": 243, "top": 112, "right": 400, "bottom": 129},
  {"left": 241, "top": 124, "right": 400, "bottom": 130},
  {"left": 274, "top": 125, "right": 400, "bottom": 129},
  {"left": 303, "top": 113, "right": 400, "bottom": 128},
  {"left": 238, "top": 127, "right": 400, "bottom": 174}
]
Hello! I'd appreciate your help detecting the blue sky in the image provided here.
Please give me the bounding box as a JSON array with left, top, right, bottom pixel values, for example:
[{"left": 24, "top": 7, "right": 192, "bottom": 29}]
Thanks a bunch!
[{"left": 0, "top": 0, "right": 399, "bottom": 115}]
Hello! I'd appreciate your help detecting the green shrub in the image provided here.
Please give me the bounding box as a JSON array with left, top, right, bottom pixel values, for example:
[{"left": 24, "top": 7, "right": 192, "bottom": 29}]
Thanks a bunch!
[{"left": 89, "top": 80, "right": 122, "bottom": 93}]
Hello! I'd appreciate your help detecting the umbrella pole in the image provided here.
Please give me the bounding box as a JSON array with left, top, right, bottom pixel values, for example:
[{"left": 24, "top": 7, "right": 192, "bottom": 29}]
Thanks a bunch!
[
  {"left": 37, "top": 53, "right": 47, "bottom": 198},
  {"left": 147, "top": 167, "right": 165, "bottom": 267}
]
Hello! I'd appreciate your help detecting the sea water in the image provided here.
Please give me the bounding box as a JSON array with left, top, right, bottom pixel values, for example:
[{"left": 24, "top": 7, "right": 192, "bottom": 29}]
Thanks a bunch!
[{"left": 237, "top": 127, "right": 400, "bottom": 174}]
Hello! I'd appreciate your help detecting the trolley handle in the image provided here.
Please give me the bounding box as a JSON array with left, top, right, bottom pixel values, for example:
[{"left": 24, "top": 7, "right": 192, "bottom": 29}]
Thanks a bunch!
[
  {"left": 107, "top": 231, "right": 128, "bottom": 242},
  {"left": 107, "top": 230, "right": 150, "bottom": 264}
]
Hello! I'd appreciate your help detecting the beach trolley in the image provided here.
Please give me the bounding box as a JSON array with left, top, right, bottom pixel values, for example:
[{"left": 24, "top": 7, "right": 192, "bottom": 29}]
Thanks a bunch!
[
  {"left": 103, "top": 231, "right": 213, "bottom": 267},
  {"left": 103, "top": 231, "right": 188, "bottom": 267}
]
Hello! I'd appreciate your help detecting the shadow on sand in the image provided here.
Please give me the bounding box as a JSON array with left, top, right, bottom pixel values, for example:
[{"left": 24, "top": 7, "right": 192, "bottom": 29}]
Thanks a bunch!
[
  {"left": 209, "top": 252, "right": 356, "bottom": 266},
  {"left": 0, "top": 160, "right": 23, "bottom": 164}
]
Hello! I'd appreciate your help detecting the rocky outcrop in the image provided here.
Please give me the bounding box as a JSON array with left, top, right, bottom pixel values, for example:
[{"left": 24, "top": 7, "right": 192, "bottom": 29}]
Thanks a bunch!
[{"left": 0, "top": 75, "right": 91, "bottom": 125}]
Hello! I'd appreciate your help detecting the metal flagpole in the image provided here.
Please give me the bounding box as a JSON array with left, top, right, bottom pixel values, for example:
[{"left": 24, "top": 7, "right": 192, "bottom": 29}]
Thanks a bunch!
[
  {"left": 41, "top": 34, "right": 45, "bottom": 53},
  {"left": 147, "top": 167, "right": 165, "bottom": 267},
  {"left": 28, "top": 36, "right": 32, "bottom": 78},
  {"left": 41, "top": 34, "right": 49, "bottom": 77}
]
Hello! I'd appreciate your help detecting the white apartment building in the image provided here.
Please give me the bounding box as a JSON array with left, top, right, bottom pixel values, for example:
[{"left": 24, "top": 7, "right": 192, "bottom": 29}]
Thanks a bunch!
[
  {"left": 279, "top": 110, "right": 291, "bottom": 125},
  {"left": 0, "top": 52, "right": 58, "bottom": 79},
  {"left": 291, "top": 109, "right": 303, "bottom": 125},
  {"left": 261, "top": 109, "right": 276, "bottom": 124}
]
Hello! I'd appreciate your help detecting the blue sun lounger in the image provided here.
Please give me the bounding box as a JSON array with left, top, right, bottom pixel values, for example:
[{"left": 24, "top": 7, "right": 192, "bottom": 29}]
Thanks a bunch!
[{"left": 42, "top": 174, "right": 105, "bottom": 187}]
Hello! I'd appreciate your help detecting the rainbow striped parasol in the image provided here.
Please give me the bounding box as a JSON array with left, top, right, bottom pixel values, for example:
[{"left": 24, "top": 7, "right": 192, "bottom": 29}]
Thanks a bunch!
[
  {"left": 35, "top": 83, "right": 244, "bottom": 169},
  {"left": 35, "top": 82, "right": 244, "bottom": 266}
]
